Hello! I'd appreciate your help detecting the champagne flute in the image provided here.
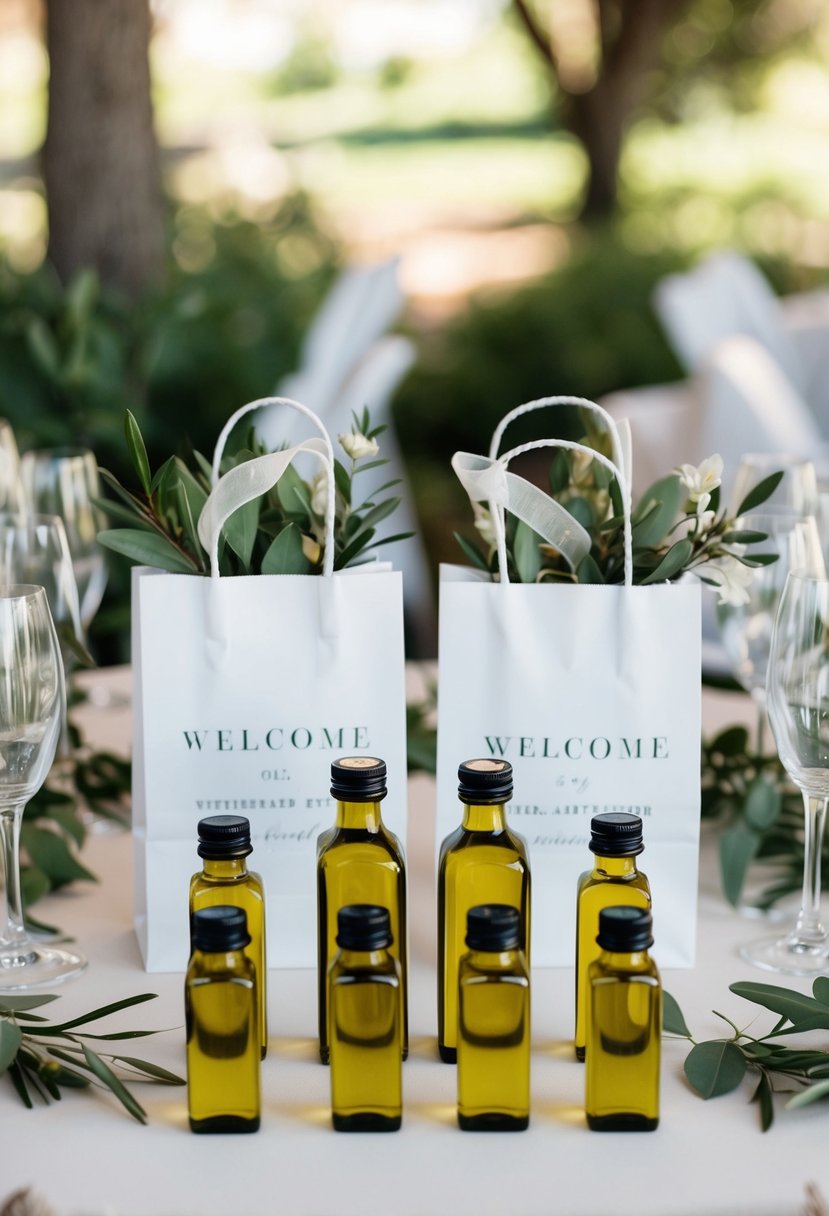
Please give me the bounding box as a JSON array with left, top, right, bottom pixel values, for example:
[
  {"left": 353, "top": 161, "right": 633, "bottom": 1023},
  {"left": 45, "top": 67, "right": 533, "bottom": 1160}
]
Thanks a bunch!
[
  {"left": 0, "top": 585, "right": 86, "bottom": 987},
  {"left": 0, "top": 513, "right": 83, "bottom": 757},
  {"left": 741, "top": 572, "right": 829, "bottom": 973},
  {"left": 20, "top": 448, "right": 107, "bottom": 638},
  {"left": 717, "top": 511, "right": 825, "bottom": 757},
  {"left": 0, "top": 420, "right": 24, "bottom": 515}
]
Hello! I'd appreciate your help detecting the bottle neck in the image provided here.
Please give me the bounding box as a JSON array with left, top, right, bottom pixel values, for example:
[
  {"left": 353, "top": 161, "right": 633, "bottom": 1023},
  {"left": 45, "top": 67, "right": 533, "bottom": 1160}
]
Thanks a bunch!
[
  {"left": 337, "top": 947, "right": 391, "bottom": 968},
  {"left": 201, "top": 857, "right": 249, "bottom": 879},
  {"left": 592, "top": 852, "right": 639, "bottom": 879},
  {"left": 465, "top": 946, "right": 521, "bottom": 969},
  {"left": 598, "top": 948, "right": 651, "bottom": 972},
  {"left": 336, "top": 799, "right": 384, "bottom": 831},
  {"left": 191, "top": 947, "right": 248, "bottom": 974},
  {"left": 462, "top": 802, "right": 509, "bottom": 832}
]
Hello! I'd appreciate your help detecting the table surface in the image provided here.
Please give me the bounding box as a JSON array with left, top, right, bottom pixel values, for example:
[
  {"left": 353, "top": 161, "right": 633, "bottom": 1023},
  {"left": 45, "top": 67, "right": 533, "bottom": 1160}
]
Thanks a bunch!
[{"left": 2, "top": 668, "right": 827, "bottom": 1216}]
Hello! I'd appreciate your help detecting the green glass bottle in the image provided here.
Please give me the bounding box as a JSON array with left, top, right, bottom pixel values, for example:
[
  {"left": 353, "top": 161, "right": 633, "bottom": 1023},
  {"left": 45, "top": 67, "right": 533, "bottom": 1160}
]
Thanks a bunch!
[
  {"left": 185, "top": 905, "right": 260, "bottom": 1134},
  {"left": 585, "top": 906, "right": 661, "bottom": 1132},
  {"left": 574, "top": 812, "right": 650, "bottom": 1062},
  {"left": 457, "top": 904, "right": 530, "bottom": 1131},
  {"left": 438, "top": 758, "right": 530, "bottom": 1063},
  {"left": 329, "top": 904, "right": 403, "bottom": 1132},
  {"left": 317, "top": 756, "right": 408, "bottom": 1065},
  {"left": 190, "top": 814, "right": 268, "bottom": 1059}
]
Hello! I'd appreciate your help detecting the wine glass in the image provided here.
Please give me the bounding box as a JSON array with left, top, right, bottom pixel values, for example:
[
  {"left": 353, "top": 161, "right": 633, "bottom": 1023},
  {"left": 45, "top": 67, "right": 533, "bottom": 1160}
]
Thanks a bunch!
[
  {"left": 717, "top": 511, "right": 825, "bottom": 757},
  {"left": 730, "top": 453, "right": 819, "bottom": 517},
  {"left": 20, "top": 448, "right": 107, "bottom": 638},
  {"left": 0, "top": 420, "right": 24, "bottom": 515},
  {"left": 741, "top": 572, "right": 829, "bottom": 973},
  {"left": 0, "top": 513, "right": 83, "bottom": 756},
  {"left": 0, "top": 585, "right": 86, "bottom": 988}
]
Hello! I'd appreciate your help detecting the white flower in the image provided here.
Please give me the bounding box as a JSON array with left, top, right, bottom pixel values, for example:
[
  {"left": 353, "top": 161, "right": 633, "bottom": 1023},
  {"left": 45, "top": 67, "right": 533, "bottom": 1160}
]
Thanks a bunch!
[
  {"left": 310, "top": 470, "right": 328, "bottom": 516},
  {"left": 473, "top": 504, "right": 497, "bottom": 548},
  {"left": 339, "top": 431, "right": 379, "bottom": 461},
  {"left": 702, "top": 556, "right": 756, "bottom": 607},
  {"left": 675, "top": 454, "right": 724, "bottom": 514}
]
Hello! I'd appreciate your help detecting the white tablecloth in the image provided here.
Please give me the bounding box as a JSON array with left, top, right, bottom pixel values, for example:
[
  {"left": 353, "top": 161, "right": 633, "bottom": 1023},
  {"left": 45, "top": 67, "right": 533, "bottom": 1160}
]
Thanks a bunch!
[{"left": 1, "top": 669, "right": 826, "bottom": 1216}]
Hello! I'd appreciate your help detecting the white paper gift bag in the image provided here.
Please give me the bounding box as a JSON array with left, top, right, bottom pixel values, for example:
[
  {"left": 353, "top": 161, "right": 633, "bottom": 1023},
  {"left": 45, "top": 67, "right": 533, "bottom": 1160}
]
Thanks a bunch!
[
  {"left": 436, "top": 397, "right": 701, "bottom": 967},
  {"left": 132, "top": 397, "right": 407, "bottom": 971}
]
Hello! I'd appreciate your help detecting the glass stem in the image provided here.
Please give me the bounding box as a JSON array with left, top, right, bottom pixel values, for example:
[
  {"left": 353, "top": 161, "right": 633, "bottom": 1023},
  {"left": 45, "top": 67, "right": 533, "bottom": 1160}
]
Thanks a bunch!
[
  {"left": 794, "top": 794, "right": 828, "bottom": 946},
  {"left": 752, "top": 688, "right": 766, "bottom": 758},
  {"left": 0, "top": 803, "right": 29, "bottom": 949}
]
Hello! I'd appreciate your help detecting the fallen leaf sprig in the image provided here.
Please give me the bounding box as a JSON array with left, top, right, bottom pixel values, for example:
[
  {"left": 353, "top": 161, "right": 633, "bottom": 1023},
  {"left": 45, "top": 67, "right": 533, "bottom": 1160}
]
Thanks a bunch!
[
  {"left": 665, "top": 980, "right": 829, "bottom": 1131},
  {"left": 0, "top": 991, "right": 183, "bottom": 1124}
]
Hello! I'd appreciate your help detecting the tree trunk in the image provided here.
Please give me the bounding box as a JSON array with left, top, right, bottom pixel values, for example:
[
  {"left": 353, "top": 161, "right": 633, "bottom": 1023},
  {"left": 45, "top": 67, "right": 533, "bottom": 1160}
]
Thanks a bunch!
[
  {"left": 568, "top": 88, "right": 627, "bottom": 220},
  {"left": 42, "top": 0, "right": 164, "bottom": 298}
]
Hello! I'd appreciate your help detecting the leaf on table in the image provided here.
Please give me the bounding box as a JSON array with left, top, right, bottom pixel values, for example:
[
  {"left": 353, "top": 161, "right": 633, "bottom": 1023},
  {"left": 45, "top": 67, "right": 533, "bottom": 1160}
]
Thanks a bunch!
[
  {"left": 785, "top": 1078, "right": 829, "bottom": 1110},
  {"left": 113, "top": 1056, "right": 185, "bottom": 1084},
  {"left": 730, "top": 982, "right": 829, "bottom": 1030},
  {"left": 0, "top": 1021, "right": 23, "bottom": 1072},
  {"left": 812, "top": 977, "right": 829, "bottom": 1008},
  {"left": 662, "top": 991, "right": 692, "bottom": 1038},
  {"left": 751, "top": 1070, "right": 774, "bottom": 1131},
  {"left": 49, "top": 992, "right": 158, "bottom": 1032},
  {"left": 0, "top": 994, "right": 60, "bottom": 1013},
  {"left": 684, "top": 1040, "right": 747, "bottom": 1098},
  {"left": 81, "top": 1044, "right": 147, "bottom": 1124}
]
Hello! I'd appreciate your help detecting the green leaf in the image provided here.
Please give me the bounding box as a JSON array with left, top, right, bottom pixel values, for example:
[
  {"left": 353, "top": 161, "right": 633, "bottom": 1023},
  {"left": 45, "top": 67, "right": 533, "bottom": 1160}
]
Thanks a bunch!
[
  {"left": 632, "top": 475, "right": 683, "bottom": 546},
  {"left": 337, "top": 527, "right": 376, "bottom": 568},
  {"left": 730, "top": 982, "right": 829, "bottom": 1030},
  {"left": 548, "top": 449, "right": 570, "bottom": 495},
  {"left": 745, "top": 777, "right": 782, "bottom": 831},
  {"left": 81, "top": 1044, "right": 147, "bottom": 1124},
  {"left": 722, "top": 530, "right": 769, "bottom": 545},
  {"left": 65, "top": 267, "right": 98, "bottom": 330},
  {"left": 260, "top": 524, "right": 311, "bottom": 575},
  {"left": 564, "top": 496, "right": 594, "bottom": 529},
  {"left": 0, "top": 1021, "right": 22, "bottom": 1073},
  {"left": 752, "top": 1070, "right": 775, "bottom": 1130},
  {"left": 684, "top": 1040, "right": 747, "bottom": 1098},
  {"left": 576, "top": 553, "right": 605, "bottom": 584},
  {"left": 222, "top": 498, "right": 260, "bottom": 572},
  {"left": 113, "top": 1056, "right": 185, "bottom": 1084},
  {"left": 21, "top": 865, "right": 51, "bottom": 910},
  {"left": 813, "top": 977, "right": 829, "bottom": 1007},
  {"left": 8, "top": 1061, "right": 32, "bottom": 1108},
  {"left": 20, "top": 825, "right": 96, "bottom": 888},
  {"left": 333, "top": 459, "right": 351, "bottom": 505},
  {"left": 785, "top": 1079, "right": 829, "bottom": 1110},
  {"left": 124, "top": 410, "right": 152, "bottom": 497},
  {"left": 663, "top": 991, "right": 692, "bottom": 1038},
  {"left": 0, "top": 994, "right": 59, "bottom": 1014},
  {"left": 369, "top": 532, "right": 415, "bottom": 549},
  {"left": 97, "top": 529, "right": 197, "bottom": 575},
  {"left": 736, "top": 471, "right": 785, "bottom": 516},
  {"left": 47, "top": 806, "right": 86, "bottom": 849},
  {"left": 513, "top": 520, "right": 541, "bottom": 583},
  {"left": 98, "top": 468, "right": 149, "bottom": 518},
  {"left": 48, "top": 992, "right": 158, "bottom": 1033},
  {"left": 640, "top": 537, "right": 694, "bottom": 585},
  {"left": 454, "top": 532, "right": 490, "bottom": 572},
  {"left": 354, "top": 497, "right": 401, "bottom": 533},
  {"left": 720, "top": 822, "right": 760, "bottom": 907},
  {"left": 711, "top": 726, "right": 749, "bottom": 757},
  {"left": 26, "top": 317, "right": 61, "bottom": 382},
  {"left": 275, "top": 464, "right": 311, "bottom": 523}
]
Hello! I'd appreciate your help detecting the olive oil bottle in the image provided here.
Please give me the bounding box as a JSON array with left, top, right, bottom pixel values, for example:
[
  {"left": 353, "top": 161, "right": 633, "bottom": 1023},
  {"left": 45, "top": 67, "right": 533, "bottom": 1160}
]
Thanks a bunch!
[
  {"left": 317, "top": 756, "right": 408, "bottom": 1064},
  {"left": 585, "top": 906, "right": 661, "bottom": 1132},
  {"left": 185, "top": 905, "right": 260, "bottom": 1134},
  {"left": 438, "top": 758, "right": 530, "bottom": 1063},
  {"left": 574, "top": 812, "right": 650, "bottom": 1061},
  {"left": 457, "top": 904, "right": 530, "bottom": 1131},
  {"left": 190, "top": 814, "right": 268, "bottom": 1059},
  {"left": 329, "top": 904, "right": 402, "bottom": 1132}
]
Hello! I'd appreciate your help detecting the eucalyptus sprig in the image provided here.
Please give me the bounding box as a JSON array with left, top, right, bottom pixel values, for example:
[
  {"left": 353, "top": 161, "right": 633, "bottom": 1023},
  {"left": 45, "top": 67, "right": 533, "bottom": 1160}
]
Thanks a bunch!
[
  {"left": 702, "top": 725, "right": 827, "bottom": 909},
  {"left": 0, "top": 991, "right": 183, "bottom": 1123},
  {"left": 666, "top": 981, "right": 829, "bottom": 1131},
  {"left": 456, "top": 411, "right": 780, "bottom": 593},
  {"left": 97, "top": 408, "right": 412, "bottom": 577}
]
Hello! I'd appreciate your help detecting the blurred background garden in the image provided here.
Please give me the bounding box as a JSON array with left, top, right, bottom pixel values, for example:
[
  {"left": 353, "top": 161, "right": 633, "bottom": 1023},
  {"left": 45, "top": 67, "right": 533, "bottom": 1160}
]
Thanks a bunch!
[{"left": 1, "top": 0, "right": 827, "bottom": 659}]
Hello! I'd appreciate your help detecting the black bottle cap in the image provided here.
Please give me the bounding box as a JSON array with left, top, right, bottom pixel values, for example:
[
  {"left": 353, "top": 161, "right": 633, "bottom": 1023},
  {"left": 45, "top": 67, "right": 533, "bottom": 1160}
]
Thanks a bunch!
[
  {"left": 330, "top": 757, "right": 387, "bottom": 802},
  {"left": 457, "top": 758, "right": 513, "bottom": 805},
  {"left": 596, "top": 906, "right": 653, "bottom": 952},
  {"left": 589, "top": 812, "right": 644, "bottom": 857},
  {"left": 197, "top": 815, "right": 253, "bottom": 859},
  {"left": 192, "top": 905, "right": 251, "bottom": 952},
  {"left": 336, "top": 904, "right": 393, "bottom": 950},
  {"left": 465, "top": 904, "right": 521, "bottom": 951}
]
